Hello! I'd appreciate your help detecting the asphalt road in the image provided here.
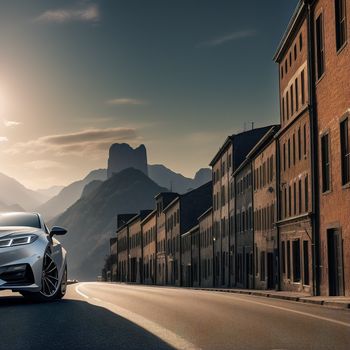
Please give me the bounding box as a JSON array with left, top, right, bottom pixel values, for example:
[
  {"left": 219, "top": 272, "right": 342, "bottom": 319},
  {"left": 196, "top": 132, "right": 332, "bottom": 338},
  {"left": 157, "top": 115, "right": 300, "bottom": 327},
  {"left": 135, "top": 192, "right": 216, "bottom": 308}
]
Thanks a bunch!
[{"left": 1, "top": 283, "right": 349, "bottom": 350}]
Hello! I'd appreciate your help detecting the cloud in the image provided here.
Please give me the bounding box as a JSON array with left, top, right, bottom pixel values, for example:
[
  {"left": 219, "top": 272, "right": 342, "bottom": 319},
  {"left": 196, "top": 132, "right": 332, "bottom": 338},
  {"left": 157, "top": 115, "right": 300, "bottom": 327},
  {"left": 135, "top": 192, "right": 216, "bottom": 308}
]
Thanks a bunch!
[
  {"left": 35, "top": 4, "right": 99, "bottom": 23},
  {"left": 25, "top": 160, "right": 64, "bottom": 170},
  {"left": 196, "top": 30, "right": 256, "bottom": 48},
  {"left": 6, "top": 127, "right": 137, "bottom": 156},
  {"left": 106, "top": 98, "right": 148, "bottom": 106},
  {"left": 3, "top": 120, "right": 21, "bottom": 127},
  {"left": 0, "top": 136, "right": 8, "bottom": 143}
]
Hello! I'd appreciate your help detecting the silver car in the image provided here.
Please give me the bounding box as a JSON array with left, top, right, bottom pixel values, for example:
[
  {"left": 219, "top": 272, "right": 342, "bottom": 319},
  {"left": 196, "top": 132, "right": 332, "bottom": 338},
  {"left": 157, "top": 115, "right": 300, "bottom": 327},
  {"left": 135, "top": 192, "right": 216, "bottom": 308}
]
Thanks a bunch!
[{"left": 0, "top": 212, "right": 68, "bottom": 301}]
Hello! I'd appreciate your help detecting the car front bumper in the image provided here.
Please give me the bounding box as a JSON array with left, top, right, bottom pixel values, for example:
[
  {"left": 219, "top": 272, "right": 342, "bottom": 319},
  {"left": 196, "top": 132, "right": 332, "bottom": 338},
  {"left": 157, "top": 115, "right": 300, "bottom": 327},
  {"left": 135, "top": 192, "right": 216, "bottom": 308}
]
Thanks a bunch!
[{"left": 0, "top": 238, "right": 47, "bottom": 292}]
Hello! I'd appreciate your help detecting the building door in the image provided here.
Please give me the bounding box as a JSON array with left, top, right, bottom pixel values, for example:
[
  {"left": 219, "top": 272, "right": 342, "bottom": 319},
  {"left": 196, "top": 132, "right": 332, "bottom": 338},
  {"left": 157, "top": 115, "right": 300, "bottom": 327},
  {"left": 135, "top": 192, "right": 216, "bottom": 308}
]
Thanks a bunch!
[
  {"left": 267, "top": 253, "right": 274, "bottom": 289},
  {"left": 245, "top": 251, "right": 250, "bottom": 289},
  {"left": 327, "top": 229, "right": 344, "bottom": 296}
]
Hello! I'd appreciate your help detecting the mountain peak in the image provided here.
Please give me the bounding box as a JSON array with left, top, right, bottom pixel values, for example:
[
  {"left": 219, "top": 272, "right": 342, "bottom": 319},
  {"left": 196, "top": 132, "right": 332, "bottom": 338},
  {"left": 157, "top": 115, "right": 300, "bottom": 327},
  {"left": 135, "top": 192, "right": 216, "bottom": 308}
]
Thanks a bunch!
[{"left": 107, "top": 143, "right": 148, "bottom": 179}]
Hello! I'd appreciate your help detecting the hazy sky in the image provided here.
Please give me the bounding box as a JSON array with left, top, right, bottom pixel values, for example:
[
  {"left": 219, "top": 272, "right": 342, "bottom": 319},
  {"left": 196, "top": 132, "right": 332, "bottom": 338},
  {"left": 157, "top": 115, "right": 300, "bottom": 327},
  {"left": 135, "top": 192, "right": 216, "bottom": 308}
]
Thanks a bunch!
[{"left": 0, "top": 0, "right": 297, "bottom": 190}]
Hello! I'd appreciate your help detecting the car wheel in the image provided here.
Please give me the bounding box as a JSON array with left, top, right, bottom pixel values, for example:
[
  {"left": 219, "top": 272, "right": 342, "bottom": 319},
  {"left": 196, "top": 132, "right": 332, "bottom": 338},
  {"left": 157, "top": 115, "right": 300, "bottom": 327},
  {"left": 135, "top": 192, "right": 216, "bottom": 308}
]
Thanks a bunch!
[
  {"left": 55, "top": 265, "right": 67, "bottom": 300},
  {"left": 22, "top": 251, "right": 66, "bottom": 302}
]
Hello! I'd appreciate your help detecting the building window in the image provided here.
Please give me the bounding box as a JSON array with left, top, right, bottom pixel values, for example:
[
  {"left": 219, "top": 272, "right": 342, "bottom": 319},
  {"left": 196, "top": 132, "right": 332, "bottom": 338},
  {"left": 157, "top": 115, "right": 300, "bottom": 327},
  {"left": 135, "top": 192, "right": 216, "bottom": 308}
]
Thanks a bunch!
[
  {"left": 295, "top": 77, "right": 299, "bottom": 112},
  {"left": 298, "top": 179, "right": 302, "bottom": 214},
  {"left": 288, "top": 139, "right": 291, "bottom": 168},
  {"left": 301, "top": 70, "right": 305, "bottom": 105},
  {"left": 335, "top": 0, "right": 347, "bottom": 51},
  {"left": 340, "top": 117, "right": 350, "bottom": 185},
  {"left": 288, "top": 185, "right": 292, "bottom": 217},
  {"left": 305, "top": 175, "right": 309, "bottom": 212},
  {"left": 282, "top": 241, "right": 286, "bottom": 274},
  {"left": 289, "top": 52, "right": 292, "bottom": 67},
  {"left": 290, "top": 84, "right": 294, "bottom": 115},
  {"left": 315, "top": 13, "right": 325, "bottom": 79},
  {"left": 284, "top": 187, "right": 287, "bottom": 218},
  {"left": 285, "top": 60, "right": 288, "bottom": 74},
  {"left": 281, "top": 66, "right": 284, "bottom": 79},
  {"left": 298, "top": 127, "right": 302, "bottom": 161},
  {"left": 293, "top": 182, "right": 297, "bottom": 216},
  {"left": 287, "top": 241, "right": 291, "bottom": 279},
  {"left": 303, "top": 124, "right": 307, "bottom": 157},
  {"left": 283, "top": 143, "right": 286, "bottom": 171},
  {"left": 299, "top": 33, "right": 303, "bottom": 51},
  {"left": 293, "top": 133, "right": 296, "bottom": 165},
  {"left": 303, "top": 240, "right": 310, "bottom": 285},
  {"left": 321, "top": 133, "right": 331, "bottom": 192},
  {"left": 292, "top": 239, "right": 301, "bottom": 282},
  {"left": 294, "top": 43, "right": 297, "bottom": 60},
  {"left": 260, "top": 251, "right": 266, "bottom": 281}
]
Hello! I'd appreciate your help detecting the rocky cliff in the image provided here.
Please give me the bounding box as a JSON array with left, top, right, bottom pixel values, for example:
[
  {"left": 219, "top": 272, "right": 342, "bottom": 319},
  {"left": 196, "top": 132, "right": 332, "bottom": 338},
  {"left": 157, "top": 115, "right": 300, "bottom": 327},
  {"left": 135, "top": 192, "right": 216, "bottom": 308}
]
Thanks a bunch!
[{"left": 107, "top": 143, "right": 148, "bottom": 179}]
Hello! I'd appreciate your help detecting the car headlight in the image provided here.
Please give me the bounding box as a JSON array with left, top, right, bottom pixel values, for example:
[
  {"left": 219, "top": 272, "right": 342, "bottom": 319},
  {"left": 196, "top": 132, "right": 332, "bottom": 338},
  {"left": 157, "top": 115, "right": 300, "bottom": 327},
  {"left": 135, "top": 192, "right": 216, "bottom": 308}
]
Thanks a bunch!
[{"left": 0, "top": 234, "right": 38, "bottom": 248}]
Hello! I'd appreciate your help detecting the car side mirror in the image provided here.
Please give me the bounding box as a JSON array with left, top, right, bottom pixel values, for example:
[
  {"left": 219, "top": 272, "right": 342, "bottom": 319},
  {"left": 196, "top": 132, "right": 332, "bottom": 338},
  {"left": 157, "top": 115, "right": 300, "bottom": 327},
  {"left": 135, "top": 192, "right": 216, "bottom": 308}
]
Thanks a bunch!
[{"left": 50, "top": 226, "right": 67, "bottom": 237}]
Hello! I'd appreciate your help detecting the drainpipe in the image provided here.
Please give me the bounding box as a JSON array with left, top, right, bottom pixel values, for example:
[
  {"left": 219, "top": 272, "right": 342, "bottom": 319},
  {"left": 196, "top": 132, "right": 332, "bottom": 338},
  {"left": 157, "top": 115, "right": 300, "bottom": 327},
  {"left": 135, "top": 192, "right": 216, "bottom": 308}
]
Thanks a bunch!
[
  {"left": 251, "top": 160, "right": 255, "bottom": 289},
  {"left": 305, "top": 0, "right": 320, "bottom": 296},
  {"left": 276, "top": 138, "right": 282, "bottom": 291}
]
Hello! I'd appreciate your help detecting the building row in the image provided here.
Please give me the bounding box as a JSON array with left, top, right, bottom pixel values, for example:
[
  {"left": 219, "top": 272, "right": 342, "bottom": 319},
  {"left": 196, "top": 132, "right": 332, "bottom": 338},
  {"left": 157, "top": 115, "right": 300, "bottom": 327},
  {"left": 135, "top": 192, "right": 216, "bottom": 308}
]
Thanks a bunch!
[{"left": 105, "top": 0, "right": 349, "bottom": 297}]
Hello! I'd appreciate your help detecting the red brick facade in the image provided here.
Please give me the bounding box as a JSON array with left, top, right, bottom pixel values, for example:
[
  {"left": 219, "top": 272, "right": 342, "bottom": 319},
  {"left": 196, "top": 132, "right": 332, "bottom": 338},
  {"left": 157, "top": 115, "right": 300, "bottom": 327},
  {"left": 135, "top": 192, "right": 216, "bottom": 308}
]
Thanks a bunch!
[{"left": 312, "top": 0, "right": 350, "bottom": 296}]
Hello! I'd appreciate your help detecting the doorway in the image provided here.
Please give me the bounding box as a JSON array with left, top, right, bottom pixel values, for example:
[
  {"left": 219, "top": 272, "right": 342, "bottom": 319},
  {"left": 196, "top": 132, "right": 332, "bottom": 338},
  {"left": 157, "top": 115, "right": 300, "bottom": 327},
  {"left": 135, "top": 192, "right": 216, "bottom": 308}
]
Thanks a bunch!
[
  {"left": 267, "top": 252, "right": 274, "bottom": 289},
  {"left": 327, "top": 229, "right": 344, "bottom": 296}
]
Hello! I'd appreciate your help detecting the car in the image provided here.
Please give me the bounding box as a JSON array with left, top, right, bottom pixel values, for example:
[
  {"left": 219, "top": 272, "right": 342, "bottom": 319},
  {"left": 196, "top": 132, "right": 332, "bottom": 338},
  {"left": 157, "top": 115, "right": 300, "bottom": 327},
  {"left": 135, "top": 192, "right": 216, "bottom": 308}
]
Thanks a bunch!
[{"left": 0, "top": 212, "right": 68, "bottom": 301}]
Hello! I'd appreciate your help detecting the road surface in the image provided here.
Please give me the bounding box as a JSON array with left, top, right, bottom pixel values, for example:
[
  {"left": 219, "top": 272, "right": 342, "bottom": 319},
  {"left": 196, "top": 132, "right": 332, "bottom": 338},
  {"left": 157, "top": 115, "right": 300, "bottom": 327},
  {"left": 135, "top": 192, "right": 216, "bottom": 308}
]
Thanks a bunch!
[{"left": 0, "top": 283, "right": 349, "bottom": 350}]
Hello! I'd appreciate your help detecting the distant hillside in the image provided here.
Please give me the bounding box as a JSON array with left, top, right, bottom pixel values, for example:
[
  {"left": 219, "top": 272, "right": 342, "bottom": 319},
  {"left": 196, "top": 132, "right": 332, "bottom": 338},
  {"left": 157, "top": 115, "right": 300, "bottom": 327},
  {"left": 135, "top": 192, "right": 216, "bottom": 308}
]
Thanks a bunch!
[
  {"left": 36, "top": 185, "right": 64, "bottom": 201},
  {"left": 52, "top": 168, "right": 167, "bottom": 280},
  {"left": 0, "top": 172, "right": 46, "bottom": 210},
  {"left": 37, "top": 169, "right": 107, "bottom": 221},
  {"left": 148, "top": 164, "right": 211, "bottom": 193},
  {"left": 0, "top": 200, "right": 25, "bottom": 212}
]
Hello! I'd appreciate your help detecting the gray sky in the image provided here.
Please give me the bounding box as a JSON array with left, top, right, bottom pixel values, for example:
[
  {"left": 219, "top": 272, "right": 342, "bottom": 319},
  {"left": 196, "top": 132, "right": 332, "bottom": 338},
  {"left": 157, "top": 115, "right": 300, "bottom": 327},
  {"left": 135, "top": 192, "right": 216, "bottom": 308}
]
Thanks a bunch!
[{"left": 0, "top": 0, "right": 297, "bottom": 189}]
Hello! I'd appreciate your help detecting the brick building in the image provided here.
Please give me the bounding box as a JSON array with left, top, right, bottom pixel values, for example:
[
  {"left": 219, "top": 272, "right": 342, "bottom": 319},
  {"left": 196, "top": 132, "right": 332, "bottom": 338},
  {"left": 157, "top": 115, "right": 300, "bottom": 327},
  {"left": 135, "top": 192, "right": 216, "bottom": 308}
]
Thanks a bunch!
[
  {"left": 249, "top": 126, "right": 280, "bottom": 290},
  {"left": 116, "top": 216, "right": 134, "bottom": 282},
  {"left": 164, "top": 197, "right": 181, "bottom": 286},
  {"left": 191, "top": 225, "right": 201, "bottom": 287},
  {"left": 199, "top": 207, "right": 213, "bottom": 288},
  {"left": 181, "top": 228, "right": 192, "bottom": 287},
  {"left": 234, "top": 160, "right": 254, "bottom": 289},
  {"left": 141, "top": 210, "right": 157, "bottom": 285},
  {"left": 164, "top": 182, "right": 212, "bottom": 286},
  {"left": 274, "top": 2, "right": 314, "bottom": 294},
  {"left": 275, "top": 0, "right": 350, "bottom": 296},
  {"left": 109, "top": 237, "right": 118, "bottom": 282},
  {"left": 155, "top": 192, "right": 179, "bottom": 285},
  {"left": 309, "top": 0, "right": 350, "bottom": 296},
  {"left": 210, "top": 127, "right": 274, "bottom": 288}
]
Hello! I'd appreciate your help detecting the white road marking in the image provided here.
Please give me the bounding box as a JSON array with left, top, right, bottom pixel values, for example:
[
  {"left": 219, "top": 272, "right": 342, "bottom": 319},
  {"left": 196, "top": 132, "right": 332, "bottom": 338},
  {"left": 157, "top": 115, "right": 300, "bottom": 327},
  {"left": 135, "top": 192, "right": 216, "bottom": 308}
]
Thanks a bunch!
[
  {"left": 76, "top": 282, "right": 350, "bottom": 332},
  {"left": 216, "top": 293, "right": 350, "bottom": 328},
  {"left": 75, "top": 283, "right": 200, "bottom": 350}
]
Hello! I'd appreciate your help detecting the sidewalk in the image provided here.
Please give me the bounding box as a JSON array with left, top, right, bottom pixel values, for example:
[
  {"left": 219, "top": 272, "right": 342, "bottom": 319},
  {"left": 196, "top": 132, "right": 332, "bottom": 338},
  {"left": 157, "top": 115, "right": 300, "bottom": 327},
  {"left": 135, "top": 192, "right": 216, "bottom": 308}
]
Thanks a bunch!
[{"left": 193, "top": 287, "right": 350, "bottom": 310}]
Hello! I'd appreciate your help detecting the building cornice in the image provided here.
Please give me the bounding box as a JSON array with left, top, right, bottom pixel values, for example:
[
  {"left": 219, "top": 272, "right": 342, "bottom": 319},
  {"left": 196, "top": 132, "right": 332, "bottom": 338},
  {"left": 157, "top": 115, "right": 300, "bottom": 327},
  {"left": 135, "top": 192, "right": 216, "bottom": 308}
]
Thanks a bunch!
[{"left": 273, "top": 1, "right": 306, "bottom": 62}]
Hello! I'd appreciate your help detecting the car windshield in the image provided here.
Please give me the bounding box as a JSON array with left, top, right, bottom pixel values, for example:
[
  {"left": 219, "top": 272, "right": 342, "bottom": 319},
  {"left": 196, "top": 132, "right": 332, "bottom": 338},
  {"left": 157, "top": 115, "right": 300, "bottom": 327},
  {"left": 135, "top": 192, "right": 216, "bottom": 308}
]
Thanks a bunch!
[{"left": 0, "top": 213, "right": 41, "bottom": 228}]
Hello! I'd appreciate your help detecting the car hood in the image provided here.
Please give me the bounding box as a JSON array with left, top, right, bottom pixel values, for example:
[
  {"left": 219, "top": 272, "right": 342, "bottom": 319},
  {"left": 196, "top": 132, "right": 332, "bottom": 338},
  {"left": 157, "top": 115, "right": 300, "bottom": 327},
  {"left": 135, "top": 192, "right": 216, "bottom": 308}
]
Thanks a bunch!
[{"left": 0, "top": 226, "right": 42, "bottom": 239}]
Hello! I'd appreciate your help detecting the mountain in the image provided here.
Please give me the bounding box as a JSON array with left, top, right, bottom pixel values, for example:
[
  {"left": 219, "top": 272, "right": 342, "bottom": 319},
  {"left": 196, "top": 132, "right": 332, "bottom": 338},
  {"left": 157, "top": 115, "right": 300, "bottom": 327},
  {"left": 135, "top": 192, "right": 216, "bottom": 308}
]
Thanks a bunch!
[
  {"left": 0, "top": 172, "right": 46, "bottom": 210},
  {"left": 148, "top": 164, "right": 211, "bottom": 194},
  {"left": 0, "top": 200, "right": 25, "bottom": 212},
  {"left": 52, "top": 168, "right": 167, "bottom": 280},
  {"left": 37, "top": 169, "right": 107, "bottom": 221},
  {"left": 108, "top": 143, "right": 148, "bottom": 178},
  {"left": 36, "top": 185, "right": 65, "bottom": 201},
  {"left": 193, "top": 168, "right": 212, "bottom": 188}
]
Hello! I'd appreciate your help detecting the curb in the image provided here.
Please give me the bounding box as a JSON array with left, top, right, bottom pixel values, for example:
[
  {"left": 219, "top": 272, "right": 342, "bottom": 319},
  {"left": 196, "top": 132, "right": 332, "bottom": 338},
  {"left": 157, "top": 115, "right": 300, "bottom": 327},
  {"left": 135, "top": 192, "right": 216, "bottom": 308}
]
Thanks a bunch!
[{"left": 193, "top": 287, "right": 350, "bottom": 310}]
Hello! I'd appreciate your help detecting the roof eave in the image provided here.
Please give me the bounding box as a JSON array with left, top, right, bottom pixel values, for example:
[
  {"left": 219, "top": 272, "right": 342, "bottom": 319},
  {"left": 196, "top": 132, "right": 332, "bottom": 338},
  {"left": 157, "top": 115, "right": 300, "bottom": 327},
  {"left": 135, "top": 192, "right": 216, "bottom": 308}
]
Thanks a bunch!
[{"left": 273, "top": 1, "right": 306, "bottom": 63}]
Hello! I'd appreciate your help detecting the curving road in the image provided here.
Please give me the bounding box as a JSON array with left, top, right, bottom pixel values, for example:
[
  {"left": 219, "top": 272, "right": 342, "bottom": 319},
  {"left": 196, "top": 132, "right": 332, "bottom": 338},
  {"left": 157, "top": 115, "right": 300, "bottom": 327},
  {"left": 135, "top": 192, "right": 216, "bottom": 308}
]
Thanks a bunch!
[{"left": 1, "top": 283, "right": 350, "bottom": 350}]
